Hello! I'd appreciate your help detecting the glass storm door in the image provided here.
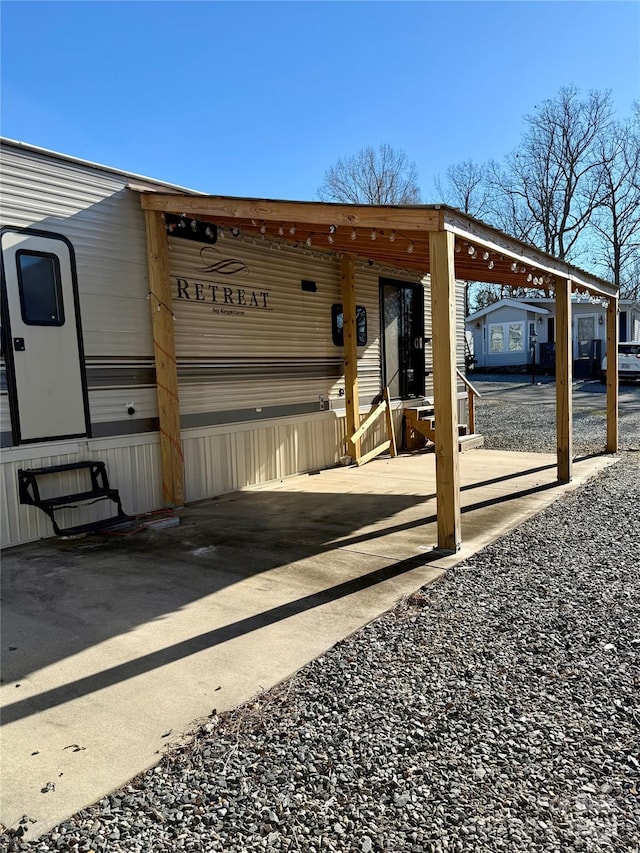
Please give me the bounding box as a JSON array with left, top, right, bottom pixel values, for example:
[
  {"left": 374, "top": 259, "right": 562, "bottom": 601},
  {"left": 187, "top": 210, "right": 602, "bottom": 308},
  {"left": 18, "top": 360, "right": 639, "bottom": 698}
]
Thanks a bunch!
[{"left": 381, "top": 279, "right": 425, "bottom": 399}]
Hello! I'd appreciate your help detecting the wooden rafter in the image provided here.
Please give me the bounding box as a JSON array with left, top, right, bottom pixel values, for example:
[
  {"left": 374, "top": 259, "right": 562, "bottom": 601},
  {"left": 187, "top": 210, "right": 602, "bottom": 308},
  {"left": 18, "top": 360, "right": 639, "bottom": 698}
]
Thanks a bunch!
[{"left": 137, "top": 192, "right": 616, "bottom": 298}]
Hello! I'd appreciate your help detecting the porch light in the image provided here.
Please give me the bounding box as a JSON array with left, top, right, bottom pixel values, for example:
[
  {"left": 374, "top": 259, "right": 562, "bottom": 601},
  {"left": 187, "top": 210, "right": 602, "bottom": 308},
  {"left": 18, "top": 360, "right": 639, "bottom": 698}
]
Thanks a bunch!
[{"left": 599, "top": 314, "right": 604, "bottom": 325}]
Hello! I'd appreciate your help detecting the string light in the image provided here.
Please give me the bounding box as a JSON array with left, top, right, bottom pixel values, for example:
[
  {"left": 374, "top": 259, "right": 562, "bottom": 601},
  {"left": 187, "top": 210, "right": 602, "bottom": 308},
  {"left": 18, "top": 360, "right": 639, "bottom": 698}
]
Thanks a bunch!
[
  {"left": 305, "top": 236, "right": 312, "bottom": 247},
  {"left": 483, "top": 251, "right": 490, "bottom": 261},
  {"left": 527, "top": 273, "right": 533, "bottom": 282},
  {"left": 407, "top": 242, "right": 414, "bottom": 254},
  {"left": 329, "top": 225, "right": 337, "bottom": 234},
  {"left": 371, "top": 230, "right": 377, "bottom": 240},
  {"left": 278, "top": 225, "right": 284, "bottom": 236},
  {"left": 289, "top": 225, "right": 296, "bottom": 235},
  {"left": 455, "top": 244, "right": 461, "bottom": 253},
  {"left": 389, "top": 231, "right": 396, "bottom": 242},
  {"left": 218, "top": 225, "right": 224, "bottom": 239},
  {"left": 510, "top": 262, "right": 518, "bottom": 272},
  {"left": 327, "top": 234, "right": 334, "bottom": 244},
  {"left": 231, "top": 226, "right": 240, "bottom": 238},
  {"left": 488, "top": 260, "right": 494, "bottom": 270},
  {"left": 260, "top": 223, "right": 266, "bottom": 234},
  {"left": 467, "top": 245, "right": 475, "bottom": 255},
  {"left": 351, "top": 229, "right": 357, "bottom": 240}
]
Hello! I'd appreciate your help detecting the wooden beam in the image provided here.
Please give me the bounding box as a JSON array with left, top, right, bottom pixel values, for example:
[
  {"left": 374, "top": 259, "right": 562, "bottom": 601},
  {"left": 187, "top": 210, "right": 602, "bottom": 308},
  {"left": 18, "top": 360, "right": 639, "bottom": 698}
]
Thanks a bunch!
[
  {"left": 383, "top": 387, "right": 398, "bottom": 457},
  {"left": 351, "top": 401, "right": 386, "bottom": 444},
  {"left": 555, "top": 278, "right": 573, "bottom": 483},
  {"left": 140, "top": 193, "right": 442, "bottom": 232},
  {"left": 144, "top": 210, "right": 184, "bottom": 506},
  {"left": 341, "top": 255, "right": 361, "bottom": 462},
  {"left": 606, "top": 296, "right": 619, "bottom": 453},
  {"left": 429, "top": 230, "right": 461, "bottom": 552},
  {"left": 357, "top": 440, "right": 391, "bottom": 467}
]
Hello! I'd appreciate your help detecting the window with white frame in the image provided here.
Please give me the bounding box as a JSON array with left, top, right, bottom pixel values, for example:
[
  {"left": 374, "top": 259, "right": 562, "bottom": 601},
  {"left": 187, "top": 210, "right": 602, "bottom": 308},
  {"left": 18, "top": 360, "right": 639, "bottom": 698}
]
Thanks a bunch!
[{"left": 489, "top": 322, "right": 525, "bottom": 353}]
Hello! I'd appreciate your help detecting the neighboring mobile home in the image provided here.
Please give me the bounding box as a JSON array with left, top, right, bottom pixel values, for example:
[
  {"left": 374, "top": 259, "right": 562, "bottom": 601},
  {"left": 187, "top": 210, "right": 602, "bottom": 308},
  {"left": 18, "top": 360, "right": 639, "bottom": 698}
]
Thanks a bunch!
[{"left": 466, "top": 296, "right": 640, "bottom": 375}]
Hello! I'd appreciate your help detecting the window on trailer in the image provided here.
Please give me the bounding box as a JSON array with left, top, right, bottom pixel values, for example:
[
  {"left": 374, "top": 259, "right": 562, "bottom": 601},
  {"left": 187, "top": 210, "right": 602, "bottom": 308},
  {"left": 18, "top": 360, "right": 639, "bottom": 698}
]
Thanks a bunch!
[{"left": 16, "top": 250, "right": 65, "bottom": 326}]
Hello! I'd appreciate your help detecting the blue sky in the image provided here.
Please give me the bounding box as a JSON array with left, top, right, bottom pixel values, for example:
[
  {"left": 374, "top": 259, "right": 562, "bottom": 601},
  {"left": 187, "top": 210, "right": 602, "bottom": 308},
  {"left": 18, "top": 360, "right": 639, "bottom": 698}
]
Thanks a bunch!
[{"left": 1, "top": 1, "right": 638, "bottom": 200}]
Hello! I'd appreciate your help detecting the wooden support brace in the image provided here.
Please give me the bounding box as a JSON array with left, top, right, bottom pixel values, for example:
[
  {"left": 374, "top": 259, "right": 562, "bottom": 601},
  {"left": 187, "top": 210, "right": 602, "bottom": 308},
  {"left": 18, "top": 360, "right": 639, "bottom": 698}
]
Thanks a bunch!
[
  {"left": 144, "top": 209, "right": 184, "bottom": 506},
  {"left": 357, "top": 440, "right": 391, "bottom": 467},
  {"left": 429, "top": 231, "right": 461, "bottom": 552},
  {"left": 351, "top": 401, "right": 387, "bottom": 444},
  {"left": 606, "top": 296, "right": 619, "bottom": 453},
  {"left": 383, "top": 387, "right": 397, "bottom": 458},
  {"left": 555, "top": 278, "right": 573, "bottom": 483}
]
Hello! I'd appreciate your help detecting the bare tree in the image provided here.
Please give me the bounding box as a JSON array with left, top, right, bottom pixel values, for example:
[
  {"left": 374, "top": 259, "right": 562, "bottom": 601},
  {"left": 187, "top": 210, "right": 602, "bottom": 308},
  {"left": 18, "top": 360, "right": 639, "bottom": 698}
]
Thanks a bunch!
[
  {"left": 497, "top": 86, "right": 613, "bottom": 262},
  {"left": 433, "top": 160, "right": 492, "bottom": 218},
  {"left": 589, "top": 111, "right": 640, "bottom": 297},
  {"left": 434, "top": 160, "right": 495, "bottom": 314},
  {"left": 317, "top": 144, "right": 421, "bottom": 204}
]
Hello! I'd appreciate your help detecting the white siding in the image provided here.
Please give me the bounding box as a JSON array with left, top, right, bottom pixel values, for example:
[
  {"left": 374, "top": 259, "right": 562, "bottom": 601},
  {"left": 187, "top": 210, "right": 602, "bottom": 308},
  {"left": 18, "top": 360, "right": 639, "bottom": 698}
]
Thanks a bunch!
[{"left": 0, "top": 435, "right": 161, "bottom": 547}]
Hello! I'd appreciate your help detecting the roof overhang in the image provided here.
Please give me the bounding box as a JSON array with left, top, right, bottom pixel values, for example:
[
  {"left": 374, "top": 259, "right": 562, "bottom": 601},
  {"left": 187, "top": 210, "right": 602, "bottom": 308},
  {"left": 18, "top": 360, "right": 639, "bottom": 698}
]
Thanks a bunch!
[{"left": 137, "top": 192, "right": 618, "bottom": 300}]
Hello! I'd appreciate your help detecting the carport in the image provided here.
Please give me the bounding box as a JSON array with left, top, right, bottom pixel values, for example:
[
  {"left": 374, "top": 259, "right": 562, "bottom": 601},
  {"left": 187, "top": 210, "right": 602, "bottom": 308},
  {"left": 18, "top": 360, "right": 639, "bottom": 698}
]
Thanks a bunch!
[{"left": 140, "top": 195, "right": 620, "bottom": 552}]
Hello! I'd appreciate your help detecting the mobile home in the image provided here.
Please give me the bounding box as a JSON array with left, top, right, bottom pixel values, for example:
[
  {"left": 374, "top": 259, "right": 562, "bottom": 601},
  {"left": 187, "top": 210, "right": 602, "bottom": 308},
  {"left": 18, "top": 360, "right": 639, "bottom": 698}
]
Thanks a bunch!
[
  {"left": 0, "top": 139, "right": 619, "bottom": 552},
  {"left": 0, "top": 139, "right": 469, "bottom": 548}
]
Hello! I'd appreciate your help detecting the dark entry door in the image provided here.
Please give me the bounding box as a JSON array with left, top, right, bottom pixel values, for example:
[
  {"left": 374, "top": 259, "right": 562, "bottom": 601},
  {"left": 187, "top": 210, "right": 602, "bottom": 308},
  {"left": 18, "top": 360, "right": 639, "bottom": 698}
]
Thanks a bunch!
[{"left": 380, "top": 279, "right": 425, "bottom": 399}]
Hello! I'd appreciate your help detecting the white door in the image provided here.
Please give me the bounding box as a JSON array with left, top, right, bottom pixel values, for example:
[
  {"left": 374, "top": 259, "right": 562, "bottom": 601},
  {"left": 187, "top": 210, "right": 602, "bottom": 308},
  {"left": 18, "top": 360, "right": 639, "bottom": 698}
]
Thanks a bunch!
[{"left": 1, "top": 229, "right": 89, "bottom": 442}]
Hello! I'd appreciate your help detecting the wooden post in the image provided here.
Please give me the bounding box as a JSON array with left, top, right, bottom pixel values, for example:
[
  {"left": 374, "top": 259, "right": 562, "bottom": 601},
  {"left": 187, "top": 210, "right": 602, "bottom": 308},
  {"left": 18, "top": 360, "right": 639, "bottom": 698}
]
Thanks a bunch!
[
  {"left": 429, "top": 231, "right": 461, "bottom": 552},
  {"left": 467, "top": 387, "right": 476, "bottom": 435},
  {"left": 144, "top": 210, "right": 184, "bottom": 506},
  {"left": 606, "top": 296, "right": 619, "bottom": 453},
  {"left": 341, "top": 255, "right": 360, "bottom": 462},
  {"left": 555, "top": 278, "right": 573, "bottom": 483},
  {"left": 383, "top": 386, "right": 398, "bottom": 457}
]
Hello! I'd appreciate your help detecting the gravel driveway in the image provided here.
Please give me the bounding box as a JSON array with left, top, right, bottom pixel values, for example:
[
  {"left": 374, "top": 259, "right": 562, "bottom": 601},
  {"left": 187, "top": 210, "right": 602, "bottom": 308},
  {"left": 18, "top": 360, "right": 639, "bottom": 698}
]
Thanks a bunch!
[{"left": 5, "top": 380, "right": 640, "bottom": 853}]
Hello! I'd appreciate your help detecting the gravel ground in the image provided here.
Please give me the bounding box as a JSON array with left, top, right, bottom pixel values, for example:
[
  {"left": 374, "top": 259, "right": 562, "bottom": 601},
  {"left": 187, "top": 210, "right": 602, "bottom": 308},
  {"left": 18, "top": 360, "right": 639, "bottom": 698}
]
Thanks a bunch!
[{"left": 4, "top": 381, "right": 640, "bottom": 853}]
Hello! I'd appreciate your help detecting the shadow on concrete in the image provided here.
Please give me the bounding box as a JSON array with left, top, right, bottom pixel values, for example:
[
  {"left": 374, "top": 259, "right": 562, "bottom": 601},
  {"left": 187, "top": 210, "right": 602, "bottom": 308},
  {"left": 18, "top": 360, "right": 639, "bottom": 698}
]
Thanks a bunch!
[{"left": 1, "top": 469, "right": 561, "bottom": 724}]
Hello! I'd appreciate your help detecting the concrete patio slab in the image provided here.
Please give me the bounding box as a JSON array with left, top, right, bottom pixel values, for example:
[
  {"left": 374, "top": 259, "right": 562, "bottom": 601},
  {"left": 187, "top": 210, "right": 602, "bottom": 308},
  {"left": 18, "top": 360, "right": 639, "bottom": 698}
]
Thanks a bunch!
[{"left": 0, "top": 448, "right": 616, "bottom": 837}]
